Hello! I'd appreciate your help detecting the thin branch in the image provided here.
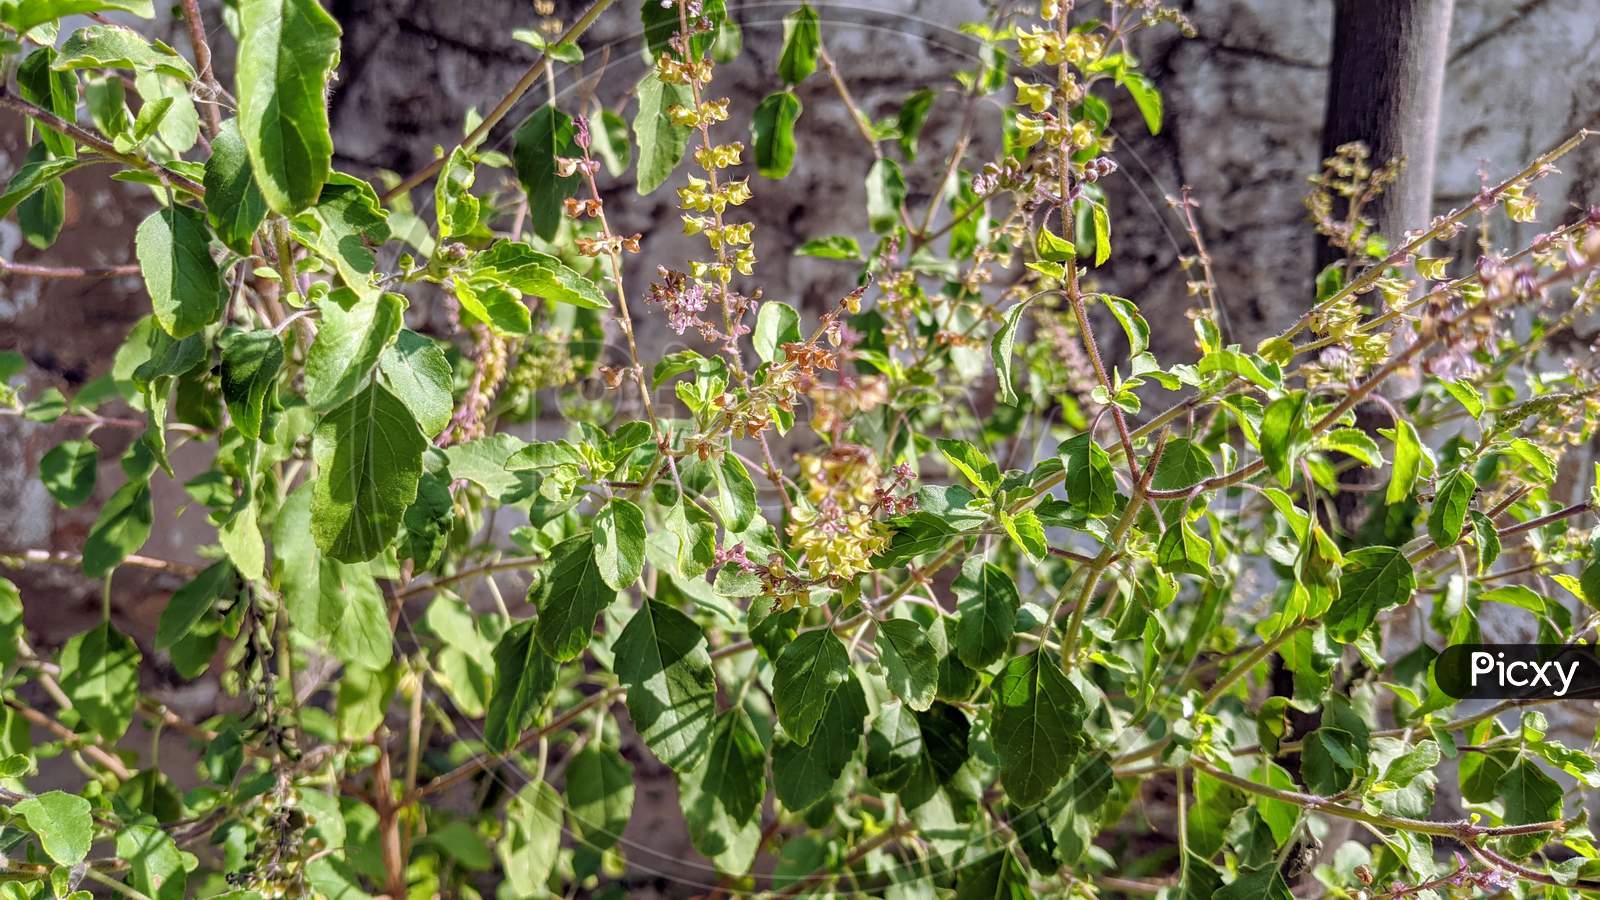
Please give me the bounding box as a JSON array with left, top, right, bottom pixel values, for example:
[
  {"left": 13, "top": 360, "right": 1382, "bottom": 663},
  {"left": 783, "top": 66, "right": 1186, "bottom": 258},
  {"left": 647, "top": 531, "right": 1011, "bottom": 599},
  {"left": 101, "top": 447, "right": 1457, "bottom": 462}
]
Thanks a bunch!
[
  {"left": 0, "top": 259, "right": 140, "bottom": 280},
  {"left": 0, "top": 90, "right": 205, "bottom": 198},
  {"left": 377, "top": 0, "right": 617, "bottom": 203}
]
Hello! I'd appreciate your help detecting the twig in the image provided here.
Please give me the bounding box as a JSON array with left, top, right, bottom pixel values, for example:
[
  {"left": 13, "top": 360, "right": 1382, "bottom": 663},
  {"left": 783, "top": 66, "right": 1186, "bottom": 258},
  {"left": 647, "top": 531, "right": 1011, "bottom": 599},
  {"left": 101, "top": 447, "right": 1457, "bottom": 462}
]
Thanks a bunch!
[{"left": 377, "top": 0, "right": 617, "bottom": 203}]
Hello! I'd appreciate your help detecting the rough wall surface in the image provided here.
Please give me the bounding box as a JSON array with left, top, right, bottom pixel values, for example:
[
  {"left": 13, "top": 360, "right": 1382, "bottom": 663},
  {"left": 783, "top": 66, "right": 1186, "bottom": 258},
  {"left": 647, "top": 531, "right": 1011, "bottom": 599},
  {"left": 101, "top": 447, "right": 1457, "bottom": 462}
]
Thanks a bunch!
[{"left": 2, "top": 0, "right": 1599, "bottom": 888}]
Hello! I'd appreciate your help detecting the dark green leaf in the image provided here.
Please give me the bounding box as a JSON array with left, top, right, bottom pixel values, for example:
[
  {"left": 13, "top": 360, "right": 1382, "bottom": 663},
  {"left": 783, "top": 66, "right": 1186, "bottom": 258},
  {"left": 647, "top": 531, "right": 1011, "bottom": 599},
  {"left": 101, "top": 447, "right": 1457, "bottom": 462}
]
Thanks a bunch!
[
  {"left": 613, "top": 599, "right": 716, "bottom": 771},
  {"left": 633, "top": 73, "right": 693, "bottom": 196},
  {"left": 40, "top": 439, "right": 97, "bottom": 507},
  {"left": 751, "top": 90, "right": 802, "bottom": 179},
  {"left": 203, "top": 118, "right": 269, "bottom": 253},
  {"left": 136, "top": 204, "right": 224, "bottom": 339},
  {"left": 310, "top": 380, "right": 427, "bottom": 562},
  {"left": 680, "top": 708, "right": 766, "bottom": 873},
  {"left": 772, "top": 628, "right": 850, "bottom": 744},
  {"left": 954, "top": 557, "right": 1018, "bottom": 668},
  {"left": 1325, "top": 546, "right": 1415, "bottom": 643},
  {"left": 484, "top": 619, "right": 557, "bottom": 752},
  {"left": 513, "top": 104, "right": 581, "bottom": 239},
  {"left": 566, "top": 745, "right": 634, "bottom": 851},
  {"left": 532, "top": 534, "right": 616, "bottom": 661},
  {"left": 236, "top": 0, "right": 340, "bottom": 213},
  {"left": 777, "top": 4, "right": 819, "bottom": 84},
  {"left": 219, "top": 329, "right": 283, "bottom": 440},
  {"left": 1428, "top": 468, "right": 1476, "bottom": 549},
  {"left": 83, "top": 479, "right": 153, "bottom": 577},
  {"left": 155, "top": 560, "right": 235, "bottom": 650},
  {"left": 992, "top": 651, "right": 1086, "bottom": 806},
  {"left": 773, "top": 674, "right": 866, "bottom": 810},
  {"left": 876, "top": 618, "right": 938, "bottom": 711},
  {"left": 57, "top": 622, "right": 140, "bottom": 742}
]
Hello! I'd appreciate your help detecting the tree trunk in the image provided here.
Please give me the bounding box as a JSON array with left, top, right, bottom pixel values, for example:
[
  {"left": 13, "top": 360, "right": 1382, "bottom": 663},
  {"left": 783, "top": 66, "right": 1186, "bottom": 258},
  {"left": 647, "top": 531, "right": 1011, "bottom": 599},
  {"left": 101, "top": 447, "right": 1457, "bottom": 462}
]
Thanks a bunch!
[{"left": 1317, "top": 0, "right": 1455, "bottom": 270}]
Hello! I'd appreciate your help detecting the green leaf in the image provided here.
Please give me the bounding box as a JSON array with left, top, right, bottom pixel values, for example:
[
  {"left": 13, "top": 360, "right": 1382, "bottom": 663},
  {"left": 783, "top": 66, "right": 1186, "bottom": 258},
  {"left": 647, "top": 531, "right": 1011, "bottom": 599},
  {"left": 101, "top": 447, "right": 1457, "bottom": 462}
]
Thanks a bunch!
[
  {"left": 1499, "top": 759, "right": 1563, "bottom": 857},
  {"left": 453, "top": 279, "right": 530, "bottom": 336},
  {"left": 1156, "top": 518, "right": 1211, "bottom": 577},
  {"left": 1428, "top": 468, "right": 1476, "bottom": 549},
  {"left": 955, "top": 848, "right": 1033, "bottom": 900},
  {"left": 795, "top": 235, "right": 861, "bottom": 260},
  {"left": 1035, "top": 226, "right": 1075, "bottom": 262},
  {"left": 471, "top": 241, "right": 610, "bottom": 309},
  {"left": 115, "top": 824, "right": 186, "bottom": 900},
  {"left": 532, "top": 534, "right": 616, "bottom": 661},
  {"left": 310, "top": 380, "right": 427, "bottom": 562},
  {"left": 484, "top": 619, "right": 557, "bottom": 751},
  {"left": 54, "top": 24, "right": 193, "bottom": 79},
  {"left": 1470, "top": 510, "right": 1501, "bottom": 574},
  {"left": 1116, "top": 68, "right": 1162, "bottom": 135},
  {"left": 632, "top": 73, "right": 694, "bottom": 195},
  {"left": 57, "top": 622, "right": 140, "bottom": 742},
  {"left": 954, "top": 557, "right": 1019, "bottom": 668},
  {"left": 1058, "top": 433, "right": 1115, "bottom": 518},
  {"left": 751, "top": 90, "right": 802, "bottom": 179},
  {"left": 896, "top": 88, "right": 935, "bottom": 161},
  {"left": 219, "top": 329, "right": 283, "bottom": 440},
  {"left": 136, "top": 204, "right": 224, "bottom": 339},
  {"left": 236, "top": 0, "right": 341, "bottom": 213},
  {"left": 777, "top": 4, "right": 819, "bottom": 84},
  {"left": 991, "top": 295, "right": 1035, "bottom": 406},
  {"left": 1187, "top": 770, "right": 1245, "bottom": 857},
  {"left": 1382, "top": 418, "right": 1426, "bottom": 504},
  {"left": 82, "top": 479, "right": 153, "bottom": 577},
  {"left": 294, "top": 172, "right": 390, "bottom": 291},
  {"left": 40, "top": 439, "right": 97, "bottom": 507},
  {"left": 3, "top": 0, "right": 152, "bottom": 34},
  {"left": 1325, "top": 546, "right": 1415, "bottom": 642},
  {"left": 1259, "top": 390, "right": 1310, "bottom": 487},
  {"left": 274, "top": 484, "right": 391, "bottom": 668},
  {"left": 13, "top": 791, "right": 93, "bottom": 867},
  {"left": 937, "top": 438, "right": 1000, "bottom": 495},
  {"left": 594, "top": 499, "right": 646, "bottom": 590},
  {"left": 435, "top": 146, "right": 479, "bottom": 238},
  {"left": 877, "top": 618, "right": 938, "bottom": 711},
  {"left": 680, "top": 708, "right": 766, "bottom": 873},
  {"left": 303, "top": 289, "right": 406, "bottom": 411},
  {"left": 18, "top": 49, "right": 79, "bottom": 159},
  {"left": 639, "top": 0, "right": 724, "bottom": 58},
  {"left": 613, "top": 599, "right": 716, "bottom": 771},
  {"left": 1000, "top": 508, "right": 1047, "bottom": 561},
  {"left": 992, "top": 650, "right": 1086, "bottom": 806},
  {"left": 513, "top": 104, "right": 581, "bottom": 240},
  {"left": 1442, "top": 379, "right": 1483, "bottom": 419},
  {"left": 773, "top": 674, "right": 866, "bottom": 809},
  {"left": 377, "top": 329, "right": 453, "bottom": 439},
  {"left": 712, "top": 454, "right": 758, "bottom": 533},
  {"left": 772, "top": 628, "right": 851, "bottom": 744},
  {"left": 866, "top": 158, "right": 906, "bottom": 233},
  {"left": 566, "top": 745, "right": 634, "bottom": 851},
  {"left": 133, "top": 69, "right": 198, "bottom": 152},
  {"left": 589, "top": 107, "right": 631, "bottom": 177},
  {"left": 203, "top": 118, "right": 269, "bottom": 253},
  {"left": 1090, "top": 202, "right": 1111, "bottom": 266},
  {"left": 0, "top": 156, "right": 83, "bottom": 219},
  {"left": 155, "top": 560, "right": 235, "bottom": 650},
  {"left": 499, "top": 780, "right": 562, "bottom": 893},
  {"left": 16, "top": 144, "right": 65, "bottom": 250},
  {"left": 753, "top": 301, "right": 802, "bottom": 363},
  {"left": 1216, "top": 866, "right": 1293, "bottom": 900}
]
